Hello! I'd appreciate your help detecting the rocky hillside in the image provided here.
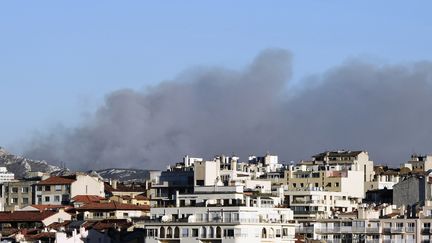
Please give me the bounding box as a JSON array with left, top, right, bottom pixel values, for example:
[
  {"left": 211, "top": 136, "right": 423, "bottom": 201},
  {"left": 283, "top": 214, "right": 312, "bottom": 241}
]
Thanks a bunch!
[
  {"left": 0, "top": 147, "right": 64, "bottom": 178},
  {"left": 96, "top": 168, "right": 151, "bottom": 182}
]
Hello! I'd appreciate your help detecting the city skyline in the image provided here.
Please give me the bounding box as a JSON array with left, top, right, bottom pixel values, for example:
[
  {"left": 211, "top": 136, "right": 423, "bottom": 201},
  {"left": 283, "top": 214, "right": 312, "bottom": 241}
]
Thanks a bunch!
[{"left": 1, "top": 1, "right": 432, "bottom": 169}]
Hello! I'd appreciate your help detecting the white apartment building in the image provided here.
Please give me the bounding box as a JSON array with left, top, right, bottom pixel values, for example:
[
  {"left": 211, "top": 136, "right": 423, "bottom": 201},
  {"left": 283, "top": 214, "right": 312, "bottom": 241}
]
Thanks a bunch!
[
  {"left": 137, "top": 184, "right": 297, "bottom": 243},
  {"left": 141, "top": 206, "right": 297, "bottom": 243},
  {"left": 193, "top": 154, "right": 285, "bottom": 187},
  {"left": 0, "top": 167, "right": 14, "bottom": 183},
  {"left": 365, "top": 170, "right": 400, "bottom": 191},
  {"left": 35, "top": 173, "right": 105, "bottom": 205},
  {"left": 404, "top": 154, "right": 432, "bottom": 171},
  {"left": 286, "top": 189, "right": 360, "bottom": 219}
]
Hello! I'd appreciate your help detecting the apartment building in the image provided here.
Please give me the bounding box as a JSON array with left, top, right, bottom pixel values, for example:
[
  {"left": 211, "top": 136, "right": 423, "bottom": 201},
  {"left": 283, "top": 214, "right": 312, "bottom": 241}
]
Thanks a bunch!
[
  {"left": 0, "top": 167, "right": 14, "bottom": 183},
  {"left": 2, "top": 177, "right": 40, "bottom": 211},
  {"left": 75, "top": 201, "right": 149, "bottom": 220},
  {"left": 286, "top": 189, "right": 360, "bottom": 219},
  {"left": 137, "top": 185, "right": 297, "bottom": 243},
  {"left": 309, "top": 150, "right": 374, "bottom": 184},
  {"left": 285, "top": 165, "right": 365, "bottom": 198},
  {"left": 393, "top": 173, "right": 432, "bottom": 208},
  {"left": 405, "top": 154, "right": 432, "bottom": 172},
  {"left": 35, "top": 173, "right": 105, "bottom": 205}
]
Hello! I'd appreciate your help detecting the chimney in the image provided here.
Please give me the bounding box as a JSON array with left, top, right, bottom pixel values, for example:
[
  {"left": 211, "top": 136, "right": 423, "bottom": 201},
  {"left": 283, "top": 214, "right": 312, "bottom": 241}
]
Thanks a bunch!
[
  {"left": 175, "top": 191, "right": 180, "bottom": 207},
  {"left": 112, "top": 180, "right": 118, "bottom": 189}
]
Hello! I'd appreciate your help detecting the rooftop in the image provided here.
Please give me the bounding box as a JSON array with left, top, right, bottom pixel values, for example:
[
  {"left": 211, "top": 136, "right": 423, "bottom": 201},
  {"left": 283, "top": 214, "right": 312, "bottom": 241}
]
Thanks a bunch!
[
  {"left": 0, "top": 211, "right": 57, "bottom": 222},
  {"left": 76, "top": 201, "right": 150, "bottom": 211},
  {"left": 38, "top": 175, "right": 76, "bottom": 185}
]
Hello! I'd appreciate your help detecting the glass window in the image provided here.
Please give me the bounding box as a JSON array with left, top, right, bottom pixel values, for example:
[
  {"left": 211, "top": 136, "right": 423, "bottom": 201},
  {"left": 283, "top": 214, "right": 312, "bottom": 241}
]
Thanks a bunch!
[
  {"left": 44, "top": 186, "right": 51, "bottom": 191},
  {"left": 22, "top": 198, "right": 29, "bottom": 204},
  {"left": 45, "top": 196, "right": 50, "bottom": 202},
  {"left": 54, "top": 195, "right": 60, "bottom": 202},
  {"left": 11, "top": 187, "right": 18, "bottom": 193},
  {"left": 55, "top": 185, "right": 62, "bottom": 191},
  {"left": 22, "top": 187, "right": 29, "bottom": 193},
  {"left": 192, "top": 229, "right": 199, "bottom": 237},
  {"left": 182, "top": 228, "right": 189, "bottom": 237}
]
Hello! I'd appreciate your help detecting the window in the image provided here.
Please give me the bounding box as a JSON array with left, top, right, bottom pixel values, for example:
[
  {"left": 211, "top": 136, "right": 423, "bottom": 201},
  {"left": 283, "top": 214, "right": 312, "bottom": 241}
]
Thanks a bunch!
[
  {"left": 182, "top": 228, "right": 189, "bottom": 237},
  {"left": 11, "top": 187, "right": 18, "bottom": 193},
  {"left": 300, "top": 183, "right": 304, "bottom": 187},
  {"left": 54, "top": 195, "right": 60, "bottom": 202},
  {"left": 11, "top": 198, "right": 18, "bottom": 204},
  {"left": 293, "top": 183, "right": 297, "bottom": 188},
  {"left": 94, "top": 212, "right": 103, "bottom": 217},
  {"left": 22, "top": 198, "right": 29, "bottom": 204},
  {"left": 22, "top": 187, "right": 29, "bottom": 193},
  {"left": 335, "top": 182, "right": 339, "bottom": 187},
  {"left": 37, "top": 186, "right": 42, "bottom": 191},
  {"left": 315, "top": 183, "right": 319, "bottom": 187},
  {"left": 123, "top": 213, "right": 129, "bottom": 217},
  {"left": 224, "top": 229, "right": 234, "bottom": 237},
  {"left": 192, "top": 229, "right": 199, "bottom": 237},
  {"left": 45, "top": 196, "right": 50, "bottom": 202},
  {"left": 282, "top": 228, "right": 288, "bottom": 237},
  {"left": 44, "top": 186, "right": 51, "bottom": 191},
  {"left": 55, "top": 185, "right": 62, "bottom": 191},
  {"left": 110, "top": 212, "right": 115, "bottom": 217}
]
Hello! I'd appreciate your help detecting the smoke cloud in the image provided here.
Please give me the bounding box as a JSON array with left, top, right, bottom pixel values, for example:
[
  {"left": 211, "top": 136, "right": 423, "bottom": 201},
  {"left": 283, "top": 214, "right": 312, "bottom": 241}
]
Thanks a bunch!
[{"left": 24, "top": 49, "right": 432, "bottom": 169}]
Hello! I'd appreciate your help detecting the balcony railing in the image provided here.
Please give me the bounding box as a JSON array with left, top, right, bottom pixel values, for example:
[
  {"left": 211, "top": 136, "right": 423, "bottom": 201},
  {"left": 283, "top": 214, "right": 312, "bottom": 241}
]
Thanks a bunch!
[
  {"left": 295, "top": 227, "right": 314, "bottom": 233},
  {"left": 405, "top": 227, "right": 415, "bottom": 233},
  {"left": 366, "top": 227, "right": 380, "bottom": 233},
  {"left": 390, "top": 227, "right": 405, "bottom": 233}
]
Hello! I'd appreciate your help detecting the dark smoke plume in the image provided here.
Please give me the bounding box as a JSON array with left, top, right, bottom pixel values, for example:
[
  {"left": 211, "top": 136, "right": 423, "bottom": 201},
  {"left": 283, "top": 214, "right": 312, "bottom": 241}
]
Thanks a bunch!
[{"left": 24, "top": 49, "right": 432, "bottom": 169}]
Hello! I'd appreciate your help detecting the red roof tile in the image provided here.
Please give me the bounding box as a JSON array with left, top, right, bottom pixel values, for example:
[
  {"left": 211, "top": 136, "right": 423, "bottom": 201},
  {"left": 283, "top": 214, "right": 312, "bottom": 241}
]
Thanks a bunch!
[
  {"left": 38, "top": 176, "right": 76, "bottom": 185},
  {"left": 27, "top": 204, "right": 71, "bottom": 211},
  {"left": 76, "top": 201, "right": 149, "bottom": 211},
  {"left": 72, "top": 195, "right": 105, "bottom": 204},
  {"left": 0, "top": 211, "right": 57, "bottom": 222}
]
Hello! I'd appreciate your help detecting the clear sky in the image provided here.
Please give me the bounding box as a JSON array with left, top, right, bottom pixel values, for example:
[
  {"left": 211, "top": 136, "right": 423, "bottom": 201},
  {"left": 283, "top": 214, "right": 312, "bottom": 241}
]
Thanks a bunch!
[{"left": 1, "top": 1, "right": 431, "bottom": 153}]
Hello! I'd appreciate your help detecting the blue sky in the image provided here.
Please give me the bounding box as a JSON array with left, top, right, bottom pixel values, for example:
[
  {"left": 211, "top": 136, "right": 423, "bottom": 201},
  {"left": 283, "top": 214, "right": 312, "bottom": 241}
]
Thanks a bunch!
[{"left": 1, "top": 1, "right": 431, "bottom": 152}]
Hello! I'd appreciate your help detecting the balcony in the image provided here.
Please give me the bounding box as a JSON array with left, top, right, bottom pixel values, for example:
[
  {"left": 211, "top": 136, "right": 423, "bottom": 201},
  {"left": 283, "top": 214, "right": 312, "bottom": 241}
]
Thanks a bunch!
[
  {"left": 295, "top": 226, "right": 314, "bottom": 234},
  {"left": 382, "top": 227, "right": 391, "bottom": 234},
  {"left": 350, "top": 227, "right": 366, "bottom": 233},
  {"left": 390, "top": 227, "right": 405, "bottom": 233},
  {"left": 422, "top": 228, "right": 431, "bottom": 234},
  {"left": 366, "top": 228, "right": 380, "bottom": 233},
  {"left": 405, "top": 227, "right": 415, "bottom": 233}
]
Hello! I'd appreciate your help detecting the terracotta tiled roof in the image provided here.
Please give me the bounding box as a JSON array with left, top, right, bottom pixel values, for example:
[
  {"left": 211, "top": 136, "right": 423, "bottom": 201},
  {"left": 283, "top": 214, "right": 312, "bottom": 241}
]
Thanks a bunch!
[
  {"left": 38, "top": 176, "right": 76, "bottom": 185},
  {"left": 26, "top": 204, "right": 71, "bottom": 211},
  {"left": 47, "top": 220, "right": 71, "bottom": 230},
  {"left": 76, "top": 201, "right": 149, "bottom": 211},
  {"left": 25, "top": 232, "right": 56, "bottom": 240},
  {"left": 72, "top": 195, "right": 105, "bottom": 204},
  {"left": 135, "top": 194, "right": 148, "bottom": 200},
  {"left": 0, "top": 211, "right": 57, "bottom": 222}
]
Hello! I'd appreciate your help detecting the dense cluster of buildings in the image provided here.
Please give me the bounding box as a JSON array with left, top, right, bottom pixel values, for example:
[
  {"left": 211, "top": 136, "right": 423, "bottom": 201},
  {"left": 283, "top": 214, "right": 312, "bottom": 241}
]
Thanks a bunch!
[{"left": 1, "top": 150, "right": 432, "bottom": 242}]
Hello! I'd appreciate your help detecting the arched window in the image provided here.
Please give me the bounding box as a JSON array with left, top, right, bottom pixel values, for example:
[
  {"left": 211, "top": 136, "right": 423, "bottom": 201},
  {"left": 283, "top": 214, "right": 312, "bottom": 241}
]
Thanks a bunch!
[
  {"left": 174, "top": 227, "right": 180, "bottom": 238},
  {"left": 216, "top": 226, "right": 222, "bottom": 238},
  {"left": 209, "top": 226, "right": 215, "bottom": 238},
  {"left": 160, "top": 227, "right": 165, "bottom": 238},
  {"left": 262, "top": 228, "right": 267, "bottom": 238},
  {"left": 201, "top": 226, "right": 207, "bottom": 238},
  {"left": 269, "top": 228, "right": 275, "bottom": 238},
  {"left": 167, "top": 226, "right": 172, "bottom": 238}
]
